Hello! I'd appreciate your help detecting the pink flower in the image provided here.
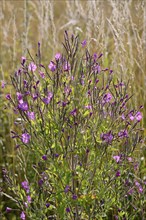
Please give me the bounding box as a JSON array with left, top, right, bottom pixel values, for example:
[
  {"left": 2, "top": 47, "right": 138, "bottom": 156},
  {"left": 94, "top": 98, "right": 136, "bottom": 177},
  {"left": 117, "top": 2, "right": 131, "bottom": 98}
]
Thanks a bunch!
[
  {"left": 20, "top": 211, "right": 26, "bottom": 220},
  {"left": 27, "top": 111, "right": 35, "bottom": 120},
  {"left": 55, "top": 53, "right": 61, "bottom": 60},
  {"left": 129, "top": 112, "right": 135, "bottom": 121},
  {"left": 1, "top": 80, "right": 6, "bottom": 88},
  {"left": 127, "top": 157, "right": 132, "bottom": 162},
  {"left": 135, "top": 111, "right": 142, "bottom": 122},
  {"left": 28, "top": 62, "right": 37, "bottom": 72},
  {"left": 113, "top": 155, "right": 121, "bottom": 163},
  {"left": 39, "top": 71, "right": 45, "bottom": 78},
  {"left": 64, "top": 61, "right": 71, "bottom": 71},
  {"left": 21, "top": 133, "right": 31, "bottom": 144},
  {"left": 48, "top": 61, "right": 56, "bottom": 72}
]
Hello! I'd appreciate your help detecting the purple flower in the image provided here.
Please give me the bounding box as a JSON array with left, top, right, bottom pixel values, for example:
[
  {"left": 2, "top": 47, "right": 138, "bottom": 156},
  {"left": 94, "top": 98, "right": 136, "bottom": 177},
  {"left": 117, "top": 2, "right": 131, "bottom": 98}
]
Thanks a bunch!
[
  {"left": 28, "top": 62, "right": 37, "bottom": 72},
  {"left": 70, "top": 108, "right": 77, "bottom": 116},
  {"left": 121, "top": 114, "right": 125, "bottom": 120},
  {"left": 21, "top": 56, "right": 26, "bottom": 65},
  {"left": 6, "top": 207, "right": 12, "bottom": 213},
  {"left": 101, "top": 131, "right": 113, "bottom": 143},
  {"left": 81, "top": 40, "right": 87, "bottom": 47},
  {"left": 114, "top": 215, "right": 118, "bottom": 220},
  {"left": 54, "top": 153, "right": 59, "bottom": 158},
  {"left": 85, "top": 105, "right": 92, "bottom": 110},
  {"left": 116, "top": 170, "right": 120, "bottom": 177},
  {"left": 46, "top": 203, "right": 50, "bottom": 208},
  {"left": 66, "top": 207, "right": 71, "bottom": 213},
  {"left": 20, "top": 211, "right": 26, "bottom": 220},
  {"left": 27, "top": 111, "right": 35, "bottom": 120},
  {"left": 21, "top": 181, "right": 29, "bottom": 193},
  {"left": 32, "top": 93, "right": 38, "bottom": 101},
  {"left": 48, "top": 61, "right": 56, "bottom": 72},
  {"left": 43, "top": 91, "right": 53, "bottom": 105},
  {"left": 135, "top": 181, "right": 143, "bottom": 193},
  {"left": 64, "top": 86, "right": 72, "bottom": 96},
  {"left": 1, "top": 80, "right": 6, "bottom": 88},
  {"left": 16, "top": 92, "right": 23, "bottom": 101},
  {"left": 64, "top": 61, "right": 71, "bottom": 71},
  {"left": 102, "top": 93, "right": 112, "bottom": 104},
  {"left": 127, "top": 157, "right": 132, "bottom": 162},
  {"left": 113, "top": 155, "right": 121, "bottom": 163},
  {"left": 129, "top": 112, "right": 135, "bottom": 121},
  {"left": 18, "top": 102, "right": 29, "bottom": 111},
  {"left": 55, "top": 53, "right": 61, "bottom": 60},
  {"left": 118, "top": 130, "right": 128, "bottom": 138},
  {"left": 27, "top": 195, "right": 31, "bottom": 203},
  {"left": 93, "top": 53, "right": 98, "bottom": 61},
  {"left": 24, "top": 80, "right": 28, "bottom": 88},
  {"left": 21, "top": 133, "right": 31, "bottom": 144},
  {"left": 135, "top": 111, "right": 142, "bottom": 122},
  {"left": 72, "top": 194, "right": 77, "bottom": 200},
  {"left": 39, "top": 71, "right": 45, "bottom": 78},
  {"left": 6, "top": 94, "right": 11, "bottom": 100},
  {"left": 42, "top": 155, "right": 47, "bottom": 160},
  {"left": 93, "top": 64, "right": 101, "bottom": 73},
  {"left": 128, "top": 188, "right": 134, "bottom": 195},
  {"left": 98, "top": 53, "right": 103, "bottom": 59},
  {"left": 86, "top": 148, "right": 90, "bottom": 154},
  {"left": 38, "top": 179, "right": 44, "bottom": 186},
  {"left": 64, "top": 185, "right": 70, "bottom": 193}
]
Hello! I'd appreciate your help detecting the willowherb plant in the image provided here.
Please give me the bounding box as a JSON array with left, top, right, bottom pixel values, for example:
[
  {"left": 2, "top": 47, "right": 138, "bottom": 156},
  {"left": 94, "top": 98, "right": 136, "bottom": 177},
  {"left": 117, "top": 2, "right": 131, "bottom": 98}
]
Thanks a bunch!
[{"left": 2, "top": 31, "right": 145, "bottom": 219}]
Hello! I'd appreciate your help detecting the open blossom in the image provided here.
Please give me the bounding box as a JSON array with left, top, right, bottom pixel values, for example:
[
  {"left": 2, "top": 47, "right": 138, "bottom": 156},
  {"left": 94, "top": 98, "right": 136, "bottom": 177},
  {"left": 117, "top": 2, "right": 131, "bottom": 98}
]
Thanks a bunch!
[
  {"left": 21, "top": 181, "right": 30, "bottom": 193},
  {"left": 20, "top": 211, "right": 26, "bottom": 220},
  {"left": 118, "top": 130, "right": 128, "bottom": 138},
  {"left": 21, "top": 133, "right": 30, "bottom": 144},
  {"left": 27, "top": 111, "right": 35, "bottom": 120},
  {"left": 64, "top": 185, "right": 70, "bottom": 193},
  {"left": 18, "top": 102, "right": 29, "bottom": 111},
  {"left": 85, "top": 105, "right": 92, "bottom": 110},
  {"left": 42, "top": 91, "right": 53, "bottom": 105},
  {"left": 129, "top": 111, "right": 142, "bottom": 122},
  {"left": 48, "top": 61, "right": 56, "bottom": 72},
  {"left": 129, "top": 112, "right": 135, "bottom": 121},
  {"left": 101, "top": 131, "right": 113, "bottom": 143},
  {"left": 102, "top": 93, "right": 112, "bottom": 104},
  {"left": 55, "top": 53, "right": 61, "bottom": 60},
  {"left": 70, "top": 108, "right": 77, "bottom": 116},
  {"left": 16, "top": 92, "right": 23, "bottom": 101},
  {"left": 39, "top": 71, "right": 45, "bottom": 78},
  {"left": 113, "top": 155, "right": 121, "bottom": 163},
  {"left": 135, "top": 111, "right": 142, "bottom": 121},
  {"left": 28, "top": 62, "right": 37, "bottom": 72}
]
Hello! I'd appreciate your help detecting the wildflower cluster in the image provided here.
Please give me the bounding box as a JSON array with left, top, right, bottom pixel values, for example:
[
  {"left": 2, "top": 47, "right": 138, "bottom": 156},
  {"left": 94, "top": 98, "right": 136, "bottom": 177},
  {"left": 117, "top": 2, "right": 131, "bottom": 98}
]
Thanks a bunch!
[{"left": 2, "top": 31, "right": 145, "bottom": 219}]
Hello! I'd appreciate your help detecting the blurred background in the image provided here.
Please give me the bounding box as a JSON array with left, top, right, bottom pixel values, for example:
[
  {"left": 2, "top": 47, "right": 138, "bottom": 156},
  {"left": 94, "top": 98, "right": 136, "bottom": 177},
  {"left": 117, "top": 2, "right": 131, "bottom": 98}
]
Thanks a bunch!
[{"left": 0, "top": 0, "right": 145, "bottom": 218}]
